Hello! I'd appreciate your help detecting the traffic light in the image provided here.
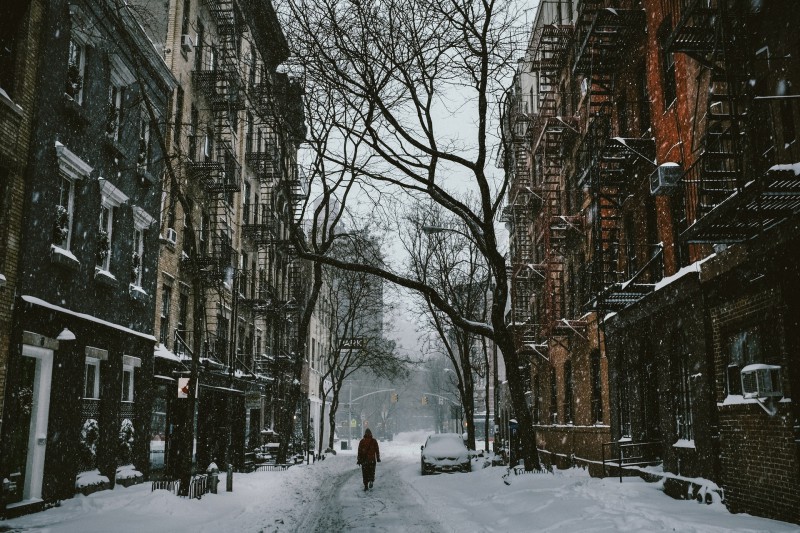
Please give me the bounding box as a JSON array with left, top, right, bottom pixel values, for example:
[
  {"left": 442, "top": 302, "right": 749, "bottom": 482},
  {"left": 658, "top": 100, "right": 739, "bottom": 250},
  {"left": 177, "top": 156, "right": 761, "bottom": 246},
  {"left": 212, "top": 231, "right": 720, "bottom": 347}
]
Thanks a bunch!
[
  {"left": 391, "top": 392, "right": 398, "bottom": 403},
  {"left": 421, "top": 395, "right": 428, "bottom": 405}
]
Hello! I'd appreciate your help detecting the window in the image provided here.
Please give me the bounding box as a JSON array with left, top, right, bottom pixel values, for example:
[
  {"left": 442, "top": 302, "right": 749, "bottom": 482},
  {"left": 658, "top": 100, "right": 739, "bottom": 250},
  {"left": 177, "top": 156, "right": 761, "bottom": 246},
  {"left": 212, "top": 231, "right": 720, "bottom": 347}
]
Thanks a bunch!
[
  {"left": 675, "top": 348, "right": 694, "bottom": 441},
  {"left": 203, "top": 127, "right": 214, "bottom": 161},
  {"left": 132, "top": 227, "right": 144, "bottom": 285},
  {"left": 243, "top": 181, "right": 251, "bottom": 225},
  {"left": 84, "top": 357, "right": 100, "bottom": 399},
  {"left": 66, "top": 39, "right": 86, "bottom": 103},
  {"left": 248, "top": 57, "right": 257, "bottom": 90},
  {"left": 779, "top": 80, "right": 796, "bottom": 145},
  {"left": 194, "top": 21, "right": 204, "bottom": 72},
  {"left": 181, "top": 0, "right": 191, "bottom": 36},
  {"left": 122, "top": 364, "right": 134, "bottom": 402},
  {"left": 658, "top": 19, "right": 677, "bottom": 109},
  {"left": 160, "top": 284, "right": 172, "bottom": 345},
  {"left": 549, "top": 366, "right": 558, "bottom": 424},
  {"left": 97, "top": 205, "right": 112, "bottom": 270},
  {"left": 177, "top": 290, "right": 189, "bottom": 353},
  {"left": 56, "top": 176, "right": 75, "bottom": 249},
  {"left": 0, "top": 3, "right": 29, "bottom": 97},
  {"left": 131, "top": 205, "right": 154, "bottom": 287},
  {"left": 54, "top": 143, "right": 92, "bottom": 250},
  {"left": 624, "top": 213, "right": 637, "bottom": 275},
  {"left": 173, "top": 86, "right": 184, "bottom": 146},
  {"left": 246, "top": 112, "right": 254, "bottom": 154},
  {"left": 591, "top": 351, "right": 603, "bottom": 424},
  {"left": 727, "top": 326, "right": 762, "bottom": 395},
  {"left": 188, "top": 105, "right": 198, "bottom": 160},
  {"left": 217, "top": 314, "right": 229, "bottom": 358},
  {"left": 533, "top": 373, "right": 541, "bottom": 424},
  {"left": 96, "top": 179, "right": 129, "bottom": 273},
  {"left": 139, "top": 112, "right": 153, "bottom": 171},
  {"left": 564, "top": 361, "right": 574, "bottom": 424},
  {"left": 108, "top": 84, "right": 125, "bottom": 140},
  {"left": 619, "top": 367, "right": 631, "bottom": 438}
]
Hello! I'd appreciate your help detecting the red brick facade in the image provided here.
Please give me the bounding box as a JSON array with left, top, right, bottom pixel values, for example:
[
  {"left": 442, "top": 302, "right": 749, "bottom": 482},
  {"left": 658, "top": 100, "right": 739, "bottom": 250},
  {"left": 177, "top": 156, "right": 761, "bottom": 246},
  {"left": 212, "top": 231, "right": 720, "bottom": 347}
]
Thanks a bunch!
[{"left": 508, "top": 0, "right": 800, "bottom": 524}]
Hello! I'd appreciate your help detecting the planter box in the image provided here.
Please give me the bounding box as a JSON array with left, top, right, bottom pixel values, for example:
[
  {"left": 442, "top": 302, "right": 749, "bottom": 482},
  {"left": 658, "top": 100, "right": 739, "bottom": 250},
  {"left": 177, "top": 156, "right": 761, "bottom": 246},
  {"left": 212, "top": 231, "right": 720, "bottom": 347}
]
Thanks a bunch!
[
  {"left": 76, "top": 480, "right": 111, "bottom": 497},
  {"left": 115, "top": 475, "right": 143, "bottom": 488}
]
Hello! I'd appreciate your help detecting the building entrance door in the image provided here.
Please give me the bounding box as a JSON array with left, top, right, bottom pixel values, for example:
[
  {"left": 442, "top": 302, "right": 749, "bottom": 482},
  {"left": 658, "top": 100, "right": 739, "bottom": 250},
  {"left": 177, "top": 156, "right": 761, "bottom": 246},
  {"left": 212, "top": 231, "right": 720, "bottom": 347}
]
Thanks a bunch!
[{"left": 6, "top": 344, "right": 54, "bottom": 505}]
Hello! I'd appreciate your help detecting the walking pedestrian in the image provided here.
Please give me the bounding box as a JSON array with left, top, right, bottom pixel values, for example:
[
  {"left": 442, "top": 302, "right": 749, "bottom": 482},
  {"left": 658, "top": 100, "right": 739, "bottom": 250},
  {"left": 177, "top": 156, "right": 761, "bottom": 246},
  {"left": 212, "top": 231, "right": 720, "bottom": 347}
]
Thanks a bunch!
[{"left": 356, "top": 428, "right": 380, "bottom": 491}]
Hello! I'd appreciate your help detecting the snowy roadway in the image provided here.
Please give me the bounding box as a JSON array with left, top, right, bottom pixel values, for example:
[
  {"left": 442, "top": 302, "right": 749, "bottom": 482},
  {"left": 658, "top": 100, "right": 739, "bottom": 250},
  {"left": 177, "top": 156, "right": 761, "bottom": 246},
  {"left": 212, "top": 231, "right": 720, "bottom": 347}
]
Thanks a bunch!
[
  {"left": 2, "top": 431, "right": 797, "bottom": 532},
  {"left": 298, "top": 454, "right": 445, "bottom": 532}
]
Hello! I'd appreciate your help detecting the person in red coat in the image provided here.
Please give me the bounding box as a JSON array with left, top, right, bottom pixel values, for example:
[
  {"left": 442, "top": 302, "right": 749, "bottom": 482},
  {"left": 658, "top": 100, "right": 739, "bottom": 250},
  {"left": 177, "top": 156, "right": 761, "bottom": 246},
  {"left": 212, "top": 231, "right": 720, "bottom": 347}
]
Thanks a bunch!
[{"left": 356, "top": 428, "right": 381, "bottom": 491}]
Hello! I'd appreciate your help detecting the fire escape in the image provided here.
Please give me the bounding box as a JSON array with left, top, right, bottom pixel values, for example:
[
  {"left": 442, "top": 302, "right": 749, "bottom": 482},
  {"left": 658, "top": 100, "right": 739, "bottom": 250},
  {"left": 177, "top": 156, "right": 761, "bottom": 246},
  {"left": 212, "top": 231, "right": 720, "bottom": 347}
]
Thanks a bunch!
[
  {"left": 505, "top": 84, "right": 538, "bottom": 359},
  {"left": 529, "top": 2, "right": 576, "bottom": 339},
  {"left": 184, "top": 0, "right": 244, "bottom": 362},
  {"left": 572, "top": 1, "right": 652, "bottom": 313},
  {"left": 668, "top": 0, "right": 800, "bottom": 243},
  {"left": 240, "top": 70, "right": 308, "bottom": 376}
]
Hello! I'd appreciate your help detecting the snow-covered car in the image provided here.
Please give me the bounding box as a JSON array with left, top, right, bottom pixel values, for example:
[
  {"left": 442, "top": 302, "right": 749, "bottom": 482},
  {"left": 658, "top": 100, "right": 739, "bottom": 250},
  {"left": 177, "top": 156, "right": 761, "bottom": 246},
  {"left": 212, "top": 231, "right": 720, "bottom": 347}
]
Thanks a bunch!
[{"left": 420, "top": 433, "right": 471, "bottom": 475}]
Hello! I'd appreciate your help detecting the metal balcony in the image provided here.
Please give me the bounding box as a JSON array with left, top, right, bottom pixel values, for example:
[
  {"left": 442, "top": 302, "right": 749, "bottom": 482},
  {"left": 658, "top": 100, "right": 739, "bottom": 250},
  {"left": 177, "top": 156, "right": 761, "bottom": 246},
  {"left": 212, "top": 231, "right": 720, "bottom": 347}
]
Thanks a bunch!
[{"left": 573, "top": 5, "right": 646, "bottom": 75}]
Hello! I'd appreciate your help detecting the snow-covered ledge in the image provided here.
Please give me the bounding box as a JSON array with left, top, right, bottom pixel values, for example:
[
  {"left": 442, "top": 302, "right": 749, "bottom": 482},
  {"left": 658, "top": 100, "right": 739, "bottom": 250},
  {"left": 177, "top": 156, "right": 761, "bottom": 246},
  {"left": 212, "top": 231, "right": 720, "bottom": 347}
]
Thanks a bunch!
[
  {"left": 51, "top": 244, "right": 81, "bottom": 271},
  {"left": 94, "top": 267, "right": 118, "bottom": 287},
  {"left": 0, "top": 87, "right": 23, "bottom": 117},
  {"left": 129, "top": 283, "right": 148, "bottom": 302}
]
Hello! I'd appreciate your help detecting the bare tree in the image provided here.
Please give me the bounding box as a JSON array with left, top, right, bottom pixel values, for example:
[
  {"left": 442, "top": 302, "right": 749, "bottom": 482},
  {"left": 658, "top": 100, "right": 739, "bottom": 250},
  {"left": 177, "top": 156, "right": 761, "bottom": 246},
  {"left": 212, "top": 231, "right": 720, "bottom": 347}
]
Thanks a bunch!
[
  {"left": 281, "top": 0, "right": 540, "bottom": 469},
  {"left": 316, "top": 234, "right": 409, "bottom": 453},
  {"left": 404, "top": 202, "right": 489, "bottom": 450}
]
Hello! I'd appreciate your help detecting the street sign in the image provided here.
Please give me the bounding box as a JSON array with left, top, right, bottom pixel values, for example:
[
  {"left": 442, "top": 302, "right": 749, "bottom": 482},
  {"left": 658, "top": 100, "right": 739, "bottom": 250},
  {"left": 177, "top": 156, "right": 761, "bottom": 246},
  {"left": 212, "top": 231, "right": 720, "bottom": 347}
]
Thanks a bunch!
[
  {"left": 178, "top": 378, "right": 190, "bottom": 398},
  {"left": 350, "top": 418, "right": 357, "bottom": 428}
]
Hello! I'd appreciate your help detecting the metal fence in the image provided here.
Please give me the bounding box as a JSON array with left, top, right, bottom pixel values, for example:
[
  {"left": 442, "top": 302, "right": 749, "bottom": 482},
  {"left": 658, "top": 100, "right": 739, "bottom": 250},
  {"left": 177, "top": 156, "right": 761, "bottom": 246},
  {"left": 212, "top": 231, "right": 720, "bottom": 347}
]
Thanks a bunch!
[
  {"left": 151, "top": 474, "right": 213, "bottom": 500},
  {"left": 253, "top": 464, "right": 293, "bottom": 472},
  {"left": 601, "top": 440, "right": 662, "bottom": 483}
]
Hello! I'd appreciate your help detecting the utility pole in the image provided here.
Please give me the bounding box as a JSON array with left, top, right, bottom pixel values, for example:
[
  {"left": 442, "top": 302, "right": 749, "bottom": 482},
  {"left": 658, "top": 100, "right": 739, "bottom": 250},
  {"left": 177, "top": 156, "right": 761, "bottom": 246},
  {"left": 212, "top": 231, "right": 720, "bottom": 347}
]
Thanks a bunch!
[{"left": 348, "top": 386, "right": 352, "bottom": 449}]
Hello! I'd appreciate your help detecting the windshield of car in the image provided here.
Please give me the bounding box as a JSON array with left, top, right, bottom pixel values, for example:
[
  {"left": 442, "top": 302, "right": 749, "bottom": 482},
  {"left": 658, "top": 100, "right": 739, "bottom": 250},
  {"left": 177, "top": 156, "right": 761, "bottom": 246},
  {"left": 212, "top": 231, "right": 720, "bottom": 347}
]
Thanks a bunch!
[{"left": 424, "top": 434, "right": 466, "bottom": 450}]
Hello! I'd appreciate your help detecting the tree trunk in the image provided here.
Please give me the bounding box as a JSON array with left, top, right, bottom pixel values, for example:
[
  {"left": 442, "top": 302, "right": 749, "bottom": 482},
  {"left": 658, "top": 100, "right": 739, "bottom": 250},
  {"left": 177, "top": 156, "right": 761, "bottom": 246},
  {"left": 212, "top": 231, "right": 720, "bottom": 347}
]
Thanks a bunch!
[
  {"left": 490, "top": 260, "right": 540, "bottom": 471},
  {"left": 328, "top": 390, "right": 340, "bottom": 451},
  {"left": 317, "top": 380, "right": 327, "bottom": 456}
]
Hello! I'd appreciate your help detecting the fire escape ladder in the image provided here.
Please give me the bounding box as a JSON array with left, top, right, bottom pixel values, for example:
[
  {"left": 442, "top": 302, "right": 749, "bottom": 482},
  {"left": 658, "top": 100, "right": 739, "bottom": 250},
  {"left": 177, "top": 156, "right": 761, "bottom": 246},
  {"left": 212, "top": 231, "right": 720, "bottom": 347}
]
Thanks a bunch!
[
  {"left": 673, "top": 0, "right": 798, "bottom": 244},
  {"left": 696, "top": 2, "right": 747, "bottom": 219}
]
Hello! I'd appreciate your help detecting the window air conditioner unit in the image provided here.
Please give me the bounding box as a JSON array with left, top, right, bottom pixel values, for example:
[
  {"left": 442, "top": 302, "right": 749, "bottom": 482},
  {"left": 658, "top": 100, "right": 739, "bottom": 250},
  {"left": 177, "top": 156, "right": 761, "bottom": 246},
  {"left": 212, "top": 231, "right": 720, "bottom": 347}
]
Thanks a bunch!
[
  {"left": 650, "top": 162, "right": 682, "bottom": 195},
  {"left": 181, "top": 34, "right": 194, "bottom": 53},
  {"left": 165, "top": 228, "right": 178, "bottom": 245},
  {"left": 740, "top": 364, "right": 782, "bottom": 399}
]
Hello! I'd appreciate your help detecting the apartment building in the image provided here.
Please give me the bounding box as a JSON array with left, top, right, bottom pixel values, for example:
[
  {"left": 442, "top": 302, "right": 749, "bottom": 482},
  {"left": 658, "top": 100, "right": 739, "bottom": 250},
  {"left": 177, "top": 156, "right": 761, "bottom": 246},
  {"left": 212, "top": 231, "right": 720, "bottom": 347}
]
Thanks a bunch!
[
  {"left": 507, "top": 0, "right": 800, "bottom": 523},
  {"left": 130, "top": 0, "right": 307, "bottom": 476},
  {"left": 0, "top": 0, "right": 175, "bottom": 514}
]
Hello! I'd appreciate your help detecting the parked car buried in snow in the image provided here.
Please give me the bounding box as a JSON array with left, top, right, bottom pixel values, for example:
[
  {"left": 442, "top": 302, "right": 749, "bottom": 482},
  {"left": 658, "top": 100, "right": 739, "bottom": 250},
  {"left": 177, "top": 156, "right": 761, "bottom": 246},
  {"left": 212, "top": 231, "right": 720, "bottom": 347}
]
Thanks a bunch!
[{"left": 420, "top": 433, "right": 472, "bottom": 475}]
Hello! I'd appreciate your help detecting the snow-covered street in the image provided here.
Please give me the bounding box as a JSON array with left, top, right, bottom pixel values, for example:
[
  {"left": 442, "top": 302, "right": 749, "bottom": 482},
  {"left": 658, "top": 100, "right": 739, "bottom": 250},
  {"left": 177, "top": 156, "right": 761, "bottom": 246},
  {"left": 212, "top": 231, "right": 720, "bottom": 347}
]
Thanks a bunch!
[{"left": 2, "top": 432, "right": 797, "bottom": 533}]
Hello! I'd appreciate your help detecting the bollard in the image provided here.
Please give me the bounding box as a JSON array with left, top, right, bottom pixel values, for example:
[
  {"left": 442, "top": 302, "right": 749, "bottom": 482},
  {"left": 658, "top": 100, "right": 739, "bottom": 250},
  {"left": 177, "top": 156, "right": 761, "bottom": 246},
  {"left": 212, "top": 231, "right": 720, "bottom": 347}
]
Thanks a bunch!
[
  {"left": 207, "top": 463, "right": 219, "bottom": 494},
  {"left": 226, "top": 463, "right": 233, "bottom": 492}
]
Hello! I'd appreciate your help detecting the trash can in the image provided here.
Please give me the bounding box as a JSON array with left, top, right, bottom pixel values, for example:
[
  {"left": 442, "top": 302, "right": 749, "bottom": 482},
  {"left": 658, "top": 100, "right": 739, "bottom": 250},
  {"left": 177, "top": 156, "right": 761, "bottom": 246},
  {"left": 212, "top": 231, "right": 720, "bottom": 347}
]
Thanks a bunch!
[{"left": 341, "top": 441, "right": 348, "bottom": 451}]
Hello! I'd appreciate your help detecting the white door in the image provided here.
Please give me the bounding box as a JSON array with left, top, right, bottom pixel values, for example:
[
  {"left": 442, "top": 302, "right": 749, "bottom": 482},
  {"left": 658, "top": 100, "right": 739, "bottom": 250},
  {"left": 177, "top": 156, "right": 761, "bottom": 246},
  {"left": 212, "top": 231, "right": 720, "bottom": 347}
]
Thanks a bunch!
[{"left": 22, "top": 344, "right": 53, "bottom": 502}]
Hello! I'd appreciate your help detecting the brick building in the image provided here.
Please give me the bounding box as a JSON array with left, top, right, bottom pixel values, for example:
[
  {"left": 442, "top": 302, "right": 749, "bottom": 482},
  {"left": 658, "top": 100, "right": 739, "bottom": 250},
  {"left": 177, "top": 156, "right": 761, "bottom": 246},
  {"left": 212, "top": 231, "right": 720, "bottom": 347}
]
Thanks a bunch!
[
  {"left": 128, "top": 0, "right": 308, "bottom": 477},
  {"left": 507, "top": 0, "right": 800, "bottom": 523},
  {"left": 0, "top": 0, "right": 175, "bottom": 514},
  {"left": 0, "top": 1, "right": 43, "bottom": 440}
]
